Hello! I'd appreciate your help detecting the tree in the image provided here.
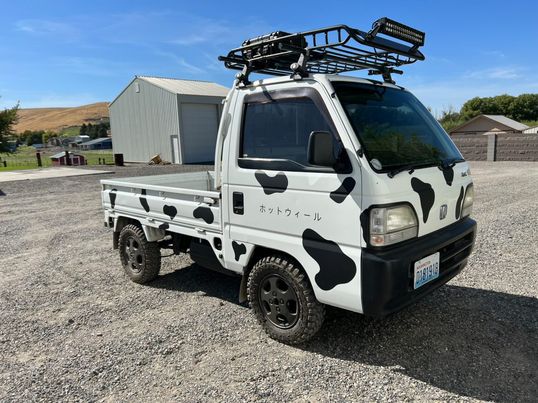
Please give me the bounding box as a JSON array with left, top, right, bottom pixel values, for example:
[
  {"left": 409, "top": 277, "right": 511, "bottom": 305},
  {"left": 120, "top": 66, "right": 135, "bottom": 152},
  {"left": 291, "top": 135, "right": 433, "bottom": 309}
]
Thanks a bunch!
[
  {"left": 85, "top": 122, "right": 99, "bottom": 138},
  {"left": 509, "top": 94, "right": 538, "bottom": 122},
  {"left": 459, "top": 93, "right": 538, "bottom": 122},
  {"left": 98, "top": 124, "right": 108, "bottom": 138},
  {"left": 25, "top": 131, "right": 44, "bottom": 146},
  {"left": 43, "top": 130, "right": 58, "bottom": 144},
  {"left": 79, "top": 123, "right": 87, "bottom": 137},
  {"left": 438, "top": 106, "right": 464, "bottom": 132},
  {"left": 0, "top": 101, "right": 19, "bottom": 152}
]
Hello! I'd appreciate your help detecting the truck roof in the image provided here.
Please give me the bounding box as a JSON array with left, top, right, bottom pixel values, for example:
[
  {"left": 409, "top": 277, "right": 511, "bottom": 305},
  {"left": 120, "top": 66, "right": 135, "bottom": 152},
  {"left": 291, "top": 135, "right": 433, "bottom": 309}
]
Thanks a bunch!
[{"left": 242, "top": 73, "right": 405, "bottom": 91}]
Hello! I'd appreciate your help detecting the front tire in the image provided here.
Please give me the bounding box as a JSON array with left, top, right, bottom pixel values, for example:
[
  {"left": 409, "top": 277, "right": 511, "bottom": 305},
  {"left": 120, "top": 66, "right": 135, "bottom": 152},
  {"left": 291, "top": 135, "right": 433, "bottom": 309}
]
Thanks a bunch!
[
  {"left": 118, "top": 224, "right": 161, "bottom": 284},
  {"left": 247, "top": 255, "right": 325, "bottom": 344}
]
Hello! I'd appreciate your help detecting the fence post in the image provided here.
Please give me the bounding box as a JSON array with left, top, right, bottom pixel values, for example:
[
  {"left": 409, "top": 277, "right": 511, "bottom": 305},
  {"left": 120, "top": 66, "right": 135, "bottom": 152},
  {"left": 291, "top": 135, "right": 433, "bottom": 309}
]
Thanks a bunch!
[
  {"left": 36, "top": 152, "right": 42, "bottom": 167},
  {"left": 487, "top": 133, "right": 497, "bottom": 161}
]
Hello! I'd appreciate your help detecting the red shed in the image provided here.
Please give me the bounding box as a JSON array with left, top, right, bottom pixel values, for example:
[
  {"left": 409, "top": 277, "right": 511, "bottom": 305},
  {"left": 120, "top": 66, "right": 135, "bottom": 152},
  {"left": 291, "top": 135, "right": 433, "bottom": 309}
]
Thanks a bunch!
[{"left": 50, "top": 151, "right": 86, "bottom": 166}]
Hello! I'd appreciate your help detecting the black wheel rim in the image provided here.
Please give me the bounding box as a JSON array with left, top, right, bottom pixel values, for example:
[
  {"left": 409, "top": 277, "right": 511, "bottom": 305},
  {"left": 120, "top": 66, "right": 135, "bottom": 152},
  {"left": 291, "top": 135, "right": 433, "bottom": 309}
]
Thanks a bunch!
[
  {"left": 258, "top": 274, "right": 299, "bottom": 329},
  {"left": 122, "top": 236, "right": 144, "bottom": 274}
]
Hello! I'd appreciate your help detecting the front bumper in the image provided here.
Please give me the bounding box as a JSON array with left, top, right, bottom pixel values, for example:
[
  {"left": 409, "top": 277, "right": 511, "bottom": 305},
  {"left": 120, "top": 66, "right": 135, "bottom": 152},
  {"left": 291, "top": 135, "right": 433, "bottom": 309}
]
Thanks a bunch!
[{"left": 361, "top": 217, "right": 477, "bottom": 317}]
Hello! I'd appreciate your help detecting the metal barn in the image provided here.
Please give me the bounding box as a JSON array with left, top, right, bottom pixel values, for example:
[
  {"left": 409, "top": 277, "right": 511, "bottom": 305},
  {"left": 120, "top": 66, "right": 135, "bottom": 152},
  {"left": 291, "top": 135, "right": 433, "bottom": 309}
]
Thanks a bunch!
[{"left": 109, "top": 76, "right": 229, "bottom": 164}]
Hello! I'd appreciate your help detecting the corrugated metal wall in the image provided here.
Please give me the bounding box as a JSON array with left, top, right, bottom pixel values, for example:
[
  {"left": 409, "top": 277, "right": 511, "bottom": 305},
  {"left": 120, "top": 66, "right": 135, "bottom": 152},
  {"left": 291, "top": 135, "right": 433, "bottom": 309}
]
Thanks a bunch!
[{"left": 110, "top": 78, "right": 180, "bottom": 163}]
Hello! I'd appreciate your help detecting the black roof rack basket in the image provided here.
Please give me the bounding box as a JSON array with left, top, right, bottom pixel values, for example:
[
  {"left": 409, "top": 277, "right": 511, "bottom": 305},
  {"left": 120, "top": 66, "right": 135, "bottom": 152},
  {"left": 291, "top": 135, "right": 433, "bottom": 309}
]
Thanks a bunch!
[{"left": 219, "top": 17, "right": 425, "bottom": 85}]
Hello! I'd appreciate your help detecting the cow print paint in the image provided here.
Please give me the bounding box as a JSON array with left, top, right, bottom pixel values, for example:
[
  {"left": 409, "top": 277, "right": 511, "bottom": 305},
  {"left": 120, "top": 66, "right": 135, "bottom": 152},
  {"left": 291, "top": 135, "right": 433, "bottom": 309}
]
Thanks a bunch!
[
  {"left": 163, "top": 205, "right": 177, "bottom": 220},
  {"left": 139, "top": 189, "right": 150, "bottom": 212},
  {"left": 231, "top": 241, "right": 246, "bottom": 261},
  {"left": 411, "top": 178, "right": 435, "bottom": 223},
  {"left": 193, "top": 206, "right": 214, "bottom": 224},
  {"left": 441, "top": 167, "right": 454, "bottom": 186},
  {"left": 302, "top": 228, "right": 356, "bottom": 291},
  {"left": 254, "top": 171, "right": 288, "bottom": 195},
  {"left": 455, "top": 186, "right": 464, "bottom": 219},
  {"left": 330, "top": 177, "right": 356, "bottom": 203},
  {"left": 159, "top": 223, "right": 169, "bottom": 230},
  {"left": 109, "top": 189, "right": 117, "bottom": 209}
]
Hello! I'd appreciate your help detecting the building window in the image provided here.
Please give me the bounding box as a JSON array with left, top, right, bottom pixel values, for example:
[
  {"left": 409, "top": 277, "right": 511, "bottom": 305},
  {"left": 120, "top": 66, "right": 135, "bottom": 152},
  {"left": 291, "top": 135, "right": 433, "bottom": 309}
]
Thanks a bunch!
[{"left": 134, "top": 82, "right": 140, "bottom": 93}]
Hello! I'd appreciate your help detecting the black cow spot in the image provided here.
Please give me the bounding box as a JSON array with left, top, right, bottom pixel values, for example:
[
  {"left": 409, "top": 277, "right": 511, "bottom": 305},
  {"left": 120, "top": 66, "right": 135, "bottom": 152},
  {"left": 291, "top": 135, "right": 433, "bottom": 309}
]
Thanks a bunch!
[
  {"left": 109, "top": 189, "right": 117, "bottom": 209},
  {"left": 455, "top": 186, "right": 464, "bottom": 219},
  {"left": 159, "top": 223, "right": 169, "bottom": 230},
  {"left": 330, "top": 177, "right": 356, "bottom": 203},
  {"left": 163, "top": 205, "right": 177, "bottom": 220},
  {"left": 411, "top": 178, "right": 435, "bottom": 223},
  {"left": 193, "top": 206, "right": 214, "bottom": 224},
  {"left": 254, "top": 171, "right": 288, "bottom": 195},
  {"left": 231, "top": 241, "right": 246, "bottom": 261},
  {"left": 441, "top": 167, "right": 454, "bottom": 186},
  {"left": 139, "top": 189, "right": 150, "bottom": 212},
  {"left": 302, "top": 229, "right": 356, "bottom": 291}
]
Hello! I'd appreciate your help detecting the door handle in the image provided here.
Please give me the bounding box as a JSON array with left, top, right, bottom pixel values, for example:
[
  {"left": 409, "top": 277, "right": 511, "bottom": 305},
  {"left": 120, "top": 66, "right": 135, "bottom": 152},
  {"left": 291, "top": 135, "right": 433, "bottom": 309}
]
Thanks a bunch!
[{"left": 233, "top": 192, "right": 244, "bottom": 215}]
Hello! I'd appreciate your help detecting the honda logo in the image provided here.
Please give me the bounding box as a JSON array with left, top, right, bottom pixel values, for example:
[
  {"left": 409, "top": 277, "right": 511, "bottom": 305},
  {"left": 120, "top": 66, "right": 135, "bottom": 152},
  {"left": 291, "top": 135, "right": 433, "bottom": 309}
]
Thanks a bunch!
[{"left": 440, "top": 204, "right": 448, "bottom": 220}]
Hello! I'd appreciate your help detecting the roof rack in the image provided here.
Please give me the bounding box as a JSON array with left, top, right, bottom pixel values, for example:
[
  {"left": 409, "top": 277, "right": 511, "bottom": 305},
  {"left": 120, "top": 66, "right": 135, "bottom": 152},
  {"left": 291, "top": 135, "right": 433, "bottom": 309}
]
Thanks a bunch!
[{"left": 218, "top": 17, "right": 425, "bottom": 86}]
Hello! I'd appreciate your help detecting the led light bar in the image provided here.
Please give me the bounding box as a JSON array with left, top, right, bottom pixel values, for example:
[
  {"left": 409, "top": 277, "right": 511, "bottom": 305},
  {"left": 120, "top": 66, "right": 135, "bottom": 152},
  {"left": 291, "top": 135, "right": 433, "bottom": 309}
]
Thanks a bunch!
[{"left": 372, "top": 17, "right": 425, "bottom": 46}]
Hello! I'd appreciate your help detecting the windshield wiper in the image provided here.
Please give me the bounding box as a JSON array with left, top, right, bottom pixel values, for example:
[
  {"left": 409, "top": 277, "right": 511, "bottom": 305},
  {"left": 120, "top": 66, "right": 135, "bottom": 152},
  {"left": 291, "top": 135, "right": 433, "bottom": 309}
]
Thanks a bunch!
[
  {"left": 387, "top": 164, "right": 416, "bottom": 178},
  {"left": 437, "top": 158, "right": 464, "bottom": 171}
]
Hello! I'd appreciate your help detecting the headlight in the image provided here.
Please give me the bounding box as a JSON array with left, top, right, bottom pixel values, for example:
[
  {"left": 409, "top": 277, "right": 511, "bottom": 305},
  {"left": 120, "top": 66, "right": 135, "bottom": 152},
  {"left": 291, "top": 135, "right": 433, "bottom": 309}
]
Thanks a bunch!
[
  {"left": 462, "top": 184, "right": 474, "bottom": 217},
  {"left": 370, "top": 205, "right": 418, "bottom": 247}
]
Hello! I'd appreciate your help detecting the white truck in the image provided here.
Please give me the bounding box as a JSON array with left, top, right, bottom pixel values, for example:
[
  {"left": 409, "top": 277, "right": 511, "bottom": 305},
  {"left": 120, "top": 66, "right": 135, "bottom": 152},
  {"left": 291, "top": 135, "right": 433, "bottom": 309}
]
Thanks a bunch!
[{"left": 101, "top": 18, "right": 476, "bottom": 344}]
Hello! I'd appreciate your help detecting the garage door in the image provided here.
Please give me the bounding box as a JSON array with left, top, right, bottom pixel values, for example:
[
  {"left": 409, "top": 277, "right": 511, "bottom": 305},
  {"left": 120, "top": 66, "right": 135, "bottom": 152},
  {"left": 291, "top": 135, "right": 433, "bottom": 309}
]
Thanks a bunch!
[{"left": 181, "top": 103, "right": 219, "bottom": 163}]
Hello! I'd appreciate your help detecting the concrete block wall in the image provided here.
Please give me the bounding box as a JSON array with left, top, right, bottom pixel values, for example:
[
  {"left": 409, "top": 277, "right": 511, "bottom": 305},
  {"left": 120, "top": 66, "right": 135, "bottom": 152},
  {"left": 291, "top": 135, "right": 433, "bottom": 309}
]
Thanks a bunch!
[
  {"left": 496, "top": 134, "right": 538, "bottom": 161},
  {"left": 450, "top": 133, "right": 538, "bottom": 161},
  {"left": 450, "top": 135, "right": 488, "bottom": 160}
]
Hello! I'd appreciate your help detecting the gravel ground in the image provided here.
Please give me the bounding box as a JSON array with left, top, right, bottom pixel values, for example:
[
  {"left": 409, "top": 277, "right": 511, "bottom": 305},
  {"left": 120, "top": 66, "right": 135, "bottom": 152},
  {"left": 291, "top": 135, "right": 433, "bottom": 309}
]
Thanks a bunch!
[{"left": 0, "top": 162, "right": 536, "bottom": 402}]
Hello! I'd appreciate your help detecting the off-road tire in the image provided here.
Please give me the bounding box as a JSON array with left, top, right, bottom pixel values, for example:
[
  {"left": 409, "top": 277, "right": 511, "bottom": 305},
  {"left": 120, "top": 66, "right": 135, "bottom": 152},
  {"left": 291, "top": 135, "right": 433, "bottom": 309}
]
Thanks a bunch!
[
  {"left": 247, "top": 254, "right": 325, "bottom": 344},
  {"left": 118, "top": 224, "right": 161, "bottom": 284}
]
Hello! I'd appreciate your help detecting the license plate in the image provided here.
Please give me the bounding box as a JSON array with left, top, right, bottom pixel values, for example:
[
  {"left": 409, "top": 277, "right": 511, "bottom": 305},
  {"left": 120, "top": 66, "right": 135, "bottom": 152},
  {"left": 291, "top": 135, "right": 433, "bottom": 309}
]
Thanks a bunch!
[{"left": 413, "top": 252, "right": 440, "bottom": 289}]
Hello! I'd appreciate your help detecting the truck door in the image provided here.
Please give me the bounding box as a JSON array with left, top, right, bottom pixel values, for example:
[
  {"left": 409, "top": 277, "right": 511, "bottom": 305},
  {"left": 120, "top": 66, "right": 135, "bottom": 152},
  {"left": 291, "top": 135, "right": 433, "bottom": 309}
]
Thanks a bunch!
[{"left": 224, "top": 82, "right": 364, "bottom": 312}]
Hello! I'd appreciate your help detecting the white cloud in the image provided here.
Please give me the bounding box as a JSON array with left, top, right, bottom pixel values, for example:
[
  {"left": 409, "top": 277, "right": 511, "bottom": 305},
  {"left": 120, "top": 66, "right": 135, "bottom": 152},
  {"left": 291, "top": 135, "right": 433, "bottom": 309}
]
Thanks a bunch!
[
  {"left": 14, "top": 19, "right": 77, "bottom": 37},
  {"left": 153, "top": 51, "right": 205, "bottom": 74},
  {"left": 53, "top": 57, "right": 125, "bottom": 77},
  {"left": 464, "top": 66, "right": 522, "bottom": 80},
  {"left": 481, "top": 50, "right": 506, "bottom": 58}
]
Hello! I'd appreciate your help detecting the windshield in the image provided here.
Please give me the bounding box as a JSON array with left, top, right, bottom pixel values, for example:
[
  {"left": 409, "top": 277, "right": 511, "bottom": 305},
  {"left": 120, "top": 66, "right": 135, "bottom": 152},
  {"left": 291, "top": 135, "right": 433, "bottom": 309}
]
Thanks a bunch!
[{"left": 333, "top": 81, "right": 463, "bottom": 171}]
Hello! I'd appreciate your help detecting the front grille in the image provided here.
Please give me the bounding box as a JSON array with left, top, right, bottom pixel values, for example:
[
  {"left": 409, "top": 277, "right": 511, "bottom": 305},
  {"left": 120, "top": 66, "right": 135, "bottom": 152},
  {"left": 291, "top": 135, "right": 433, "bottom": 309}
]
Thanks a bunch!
[
  {"left": 408, "top": 230, "right": 475, "bottom": 289},
  {"left": 439, "top": 231, "right": 475, "bottom": 273}
]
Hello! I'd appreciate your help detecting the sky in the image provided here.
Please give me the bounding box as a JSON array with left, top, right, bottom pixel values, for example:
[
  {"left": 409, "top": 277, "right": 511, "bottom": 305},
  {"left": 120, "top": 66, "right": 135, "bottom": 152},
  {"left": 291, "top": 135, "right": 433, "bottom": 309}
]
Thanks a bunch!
[{"left": 1, "top": 0, "right": 537, "bottom": 115}]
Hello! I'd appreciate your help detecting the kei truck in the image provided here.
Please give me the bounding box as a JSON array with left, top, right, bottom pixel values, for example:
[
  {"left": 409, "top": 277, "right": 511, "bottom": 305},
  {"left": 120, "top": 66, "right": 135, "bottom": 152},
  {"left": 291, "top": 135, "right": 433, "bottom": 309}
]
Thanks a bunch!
[{"left": 101, "top": 18, "right": 476, "bottom": 344}]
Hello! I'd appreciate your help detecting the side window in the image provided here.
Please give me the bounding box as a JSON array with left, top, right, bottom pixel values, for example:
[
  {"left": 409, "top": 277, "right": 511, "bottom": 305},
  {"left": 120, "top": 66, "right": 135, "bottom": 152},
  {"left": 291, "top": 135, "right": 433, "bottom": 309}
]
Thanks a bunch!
[{"left": 240, "top": 97, "right": 349, "bottom": 172}]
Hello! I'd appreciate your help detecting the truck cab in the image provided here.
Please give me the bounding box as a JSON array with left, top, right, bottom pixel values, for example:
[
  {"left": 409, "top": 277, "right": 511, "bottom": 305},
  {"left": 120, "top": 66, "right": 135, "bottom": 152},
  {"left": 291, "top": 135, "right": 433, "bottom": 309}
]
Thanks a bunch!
[{"left": 101, "top": 18, "right": 476, "bottom": 344}]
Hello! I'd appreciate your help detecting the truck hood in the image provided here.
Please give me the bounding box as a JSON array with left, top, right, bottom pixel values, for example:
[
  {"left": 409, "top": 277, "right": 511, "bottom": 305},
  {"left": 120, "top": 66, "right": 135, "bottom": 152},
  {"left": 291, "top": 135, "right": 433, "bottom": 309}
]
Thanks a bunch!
[{"left": 361, "top": 161, "right": 473, "bottom": 239}]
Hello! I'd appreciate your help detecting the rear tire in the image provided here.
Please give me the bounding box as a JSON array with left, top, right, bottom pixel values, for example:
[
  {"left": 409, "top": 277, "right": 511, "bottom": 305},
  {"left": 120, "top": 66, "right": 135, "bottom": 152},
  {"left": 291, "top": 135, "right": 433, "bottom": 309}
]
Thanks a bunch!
[
  {"left": 247, "top": 254, "right": 325, "bottom": 344},
  {"left": 118, "top": 224, "right": 161, "bottom": 283}
]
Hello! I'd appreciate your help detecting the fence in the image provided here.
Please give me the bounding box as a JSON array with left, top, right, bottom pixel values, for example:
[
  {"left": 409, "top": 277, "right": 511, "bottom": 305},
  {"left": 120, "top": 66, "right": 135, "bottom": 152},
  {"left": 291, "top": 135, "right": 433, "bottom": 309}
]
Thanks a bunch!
[
  {"left": 0, "top": 150, "right": 113, "bottom": 171},
  {"left": 451, "top": 133, "right": 538, "bottom": 161}
]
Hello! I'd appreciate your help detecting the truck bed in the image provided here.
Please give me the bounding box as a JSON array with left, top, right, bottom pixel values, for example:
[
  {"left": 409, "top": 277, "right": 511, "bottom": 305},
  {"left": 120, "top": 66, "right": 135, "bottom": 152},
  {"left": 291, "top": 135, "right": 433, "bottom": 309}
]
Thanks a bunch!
[{"left": 101, "top": 171, "right": 221, "bottom": 234}]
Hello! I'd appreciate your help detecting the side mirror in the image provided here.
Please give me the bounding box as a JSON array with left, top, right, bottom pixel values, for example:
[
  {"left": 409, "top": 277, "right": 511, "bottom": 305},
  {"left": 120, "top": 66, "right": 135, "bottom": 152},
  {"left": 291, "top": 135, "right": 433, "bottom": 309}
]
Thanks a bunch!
[{"left": 307, "top": 131, "right": 336, "bottom": 167}]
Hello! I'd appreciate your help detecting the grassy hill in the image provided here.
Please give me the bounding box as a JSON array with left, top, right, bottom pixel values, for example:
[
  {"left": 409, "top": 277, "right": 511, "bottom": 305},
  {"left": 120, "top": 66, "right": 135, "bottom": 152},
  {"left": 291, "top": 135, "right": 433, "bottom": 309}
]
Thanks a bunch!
[{"left": 14, "top": 102, "right": 109, "bottom": 133}]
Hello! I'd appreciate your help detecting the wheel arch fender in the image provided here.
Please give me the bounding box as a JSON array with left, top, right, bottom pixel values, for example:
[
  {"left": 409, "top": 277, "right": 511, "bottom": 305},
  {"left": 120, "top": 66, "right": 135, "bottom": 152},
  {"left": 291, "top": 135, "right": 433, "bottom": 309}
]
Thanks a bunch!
[{"left": 239, "top": 246, "right": 310, "bottom": 303}]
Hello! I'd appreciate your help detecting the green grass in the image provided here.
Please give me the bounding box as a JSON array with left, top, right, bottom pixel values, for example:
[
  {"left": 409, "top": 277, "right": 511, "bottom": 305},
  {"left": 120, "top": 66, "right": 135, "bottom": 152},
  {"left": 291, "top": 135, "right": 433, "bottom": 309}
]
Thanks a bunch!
[
  {"left": 60, "top": 126, "right": 82, "bottom": 136},
  {"left": 0, "top": 146, "right": 113, "bottom": 172},
  {"left": 522, "top": 121, "right": 538, "bottom": 128}
]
